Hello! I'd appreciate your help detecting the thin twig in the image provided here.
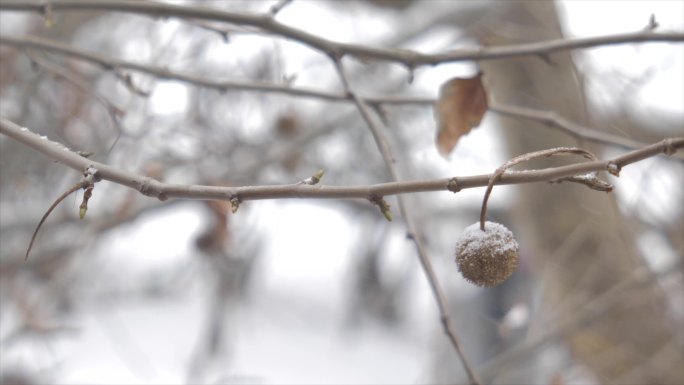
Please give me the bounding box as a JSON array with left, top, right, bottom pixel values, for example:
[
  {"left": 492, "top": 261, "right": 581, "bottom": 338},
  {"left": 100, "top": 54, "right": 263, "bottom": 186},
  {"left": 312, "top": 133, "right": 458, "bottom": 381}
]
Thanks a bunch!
[
  {"left": 24, "top": 182, "right": 84, "bottom": 261},
  {"left": 0, "top": 1, "right": 682, "bottom": 66},
  {"left": 26, "top": 52, "right": 124, "bottom": 118},
  {"left": 24, "top": 165, "right": 100, "bottom": 261},
  {"left": 1, "top": 118, "right": 682, "bottom": 204},
  {"left": 489, "top": 104, "right": 652, "bottom": 152},
  {"left": 332, "top": 55, "right": 483, "bottom": 385},
  {"left": 480, "top": 147, "right": 601, "bottom": 230},
  {"left": 2, "top": 36, "right": 676, "bottom": 154},
  {"left": 269, "top": 0, "right": 292, "bottom": 17},
  {"left": 0, "top": 35, "right": 426, "bottom": 104},
  {"left": 24, "top": 52, "right": 124, "bottom": 153}
]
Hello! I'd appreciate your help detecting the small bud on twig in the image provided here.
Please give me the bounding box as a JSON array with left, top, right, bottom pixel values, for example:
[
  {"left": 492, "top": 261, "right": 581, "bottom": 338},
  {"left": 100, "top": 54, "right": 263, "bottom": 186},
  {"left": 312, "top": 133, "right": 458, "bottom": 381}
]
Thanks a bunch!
[
  {"left": 299, "top": 169, "right": 325, "bottom": 185},
  {"left": 369, "top": 195, "right": 393, "bottom": 222},
  {"left": 230, "top": 196, "right": 241, "bottom": 214}
]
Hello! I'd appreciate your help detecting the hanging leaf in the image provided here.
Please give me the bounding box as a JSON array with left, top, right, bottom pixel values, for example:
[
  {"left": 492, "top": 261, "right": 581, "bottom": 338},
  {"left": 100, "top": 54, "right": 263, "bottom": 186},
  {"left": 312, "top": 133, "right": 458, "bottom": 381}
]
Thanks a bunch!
[{"left": 434, "top": 72, "right": 489, "bottom": 157}]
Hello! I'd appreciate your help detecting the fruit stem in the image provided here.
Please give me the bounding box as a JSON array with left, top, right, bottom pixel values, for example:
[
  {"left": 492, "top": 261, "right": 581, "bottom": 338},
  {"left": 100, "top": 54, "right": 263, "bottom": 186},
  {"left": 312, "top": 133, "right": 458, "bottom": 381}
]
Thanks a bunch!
[{"left": 480, "top": 147, "right": 600, "bottom": 231}]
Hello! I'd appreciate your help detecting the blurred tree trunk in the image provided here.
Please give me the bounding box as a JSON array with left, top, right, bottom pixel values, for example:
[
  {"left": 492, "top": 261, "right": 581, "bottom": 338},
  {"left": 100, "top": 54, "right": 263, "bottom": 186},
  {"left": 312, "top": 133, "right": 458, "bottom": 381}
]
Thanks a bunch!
[{"left": 448, "top": 2, "right": 682, "bottom": 384}]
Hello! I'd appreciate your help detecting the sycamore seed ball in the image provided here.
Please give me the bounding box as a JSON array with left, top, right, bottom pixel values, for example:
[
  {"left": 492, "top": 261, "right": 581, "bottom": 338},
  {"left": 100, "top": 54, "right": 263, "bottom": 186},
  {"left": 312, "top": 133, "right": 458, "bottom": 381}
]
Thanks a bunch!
[{"left": 455, "top": 221, "right": 519, "bottom": 287}]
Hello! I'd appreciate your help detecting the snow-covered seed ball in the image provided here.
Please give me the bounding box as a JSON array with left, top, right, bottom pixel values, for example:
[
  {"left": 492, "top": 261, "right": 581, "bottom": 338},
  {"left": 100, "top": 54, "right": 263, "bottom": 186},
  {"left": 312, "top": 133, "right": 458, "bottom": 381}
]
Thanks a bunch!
[{"left": 455, "top": 221, "right": 519, "bottom": 287}]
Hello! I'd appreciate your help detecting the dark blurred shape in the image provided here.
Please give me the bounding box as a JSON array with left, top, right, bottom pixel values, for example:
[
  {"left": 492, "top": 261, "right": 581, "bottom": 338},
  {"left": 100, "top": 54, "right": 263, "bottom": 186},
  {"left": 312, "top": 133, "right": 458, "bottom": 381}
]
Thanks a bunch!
[
  {"left": 0, "top": 371, "right": 40, "bottom": 385},
  {"left": 367, "top": 0, "right": 414, "bottom": 10}
]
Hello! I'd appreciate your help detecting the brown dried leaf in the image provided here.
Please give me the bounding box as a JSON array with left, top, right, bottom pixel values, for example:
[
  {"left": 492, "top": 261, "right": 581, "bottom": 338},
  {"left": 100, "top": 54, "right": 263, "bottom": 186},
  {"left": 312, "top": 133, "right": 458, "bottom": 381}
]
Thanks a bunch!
[{"left": 435, "top": 72, "right": 488, "bottom": 157}]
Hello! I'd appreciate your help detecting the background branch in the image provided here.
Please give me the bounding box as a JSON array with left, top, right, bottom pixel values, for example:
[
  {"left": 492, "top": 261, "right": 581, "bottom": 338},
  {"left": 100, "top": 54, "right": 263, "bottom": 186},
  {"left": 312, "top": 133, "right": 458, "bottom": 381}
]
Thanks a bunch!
[
  {"left": 489, "top": 104, "right": 654, "bottom": 151},
  {"left": 24, "top": 52, "right": 124, "bottom": 118},
  {"left": 0, "top": 0, "right": 681, "bottom": 67},
  {"left": 0, "top": 35, "right": 668, "bottom": 153},
  {"left": 331, "top": 55, "right": 483, "bottom": 385}
]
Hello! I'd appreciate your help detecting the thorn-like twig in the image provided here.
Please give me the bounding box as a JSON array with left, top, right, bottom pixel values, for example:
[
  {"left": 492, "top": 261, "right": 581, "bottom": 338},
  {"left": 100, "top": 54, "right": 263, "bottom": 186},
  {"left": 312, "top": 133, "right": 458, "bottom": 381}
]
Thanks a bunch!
[
  {"left": 269, "top": 0, "right": 293, "bottom": 17},
  {"left": 25, "top": 165, "right": 100, "bottom": 261}
]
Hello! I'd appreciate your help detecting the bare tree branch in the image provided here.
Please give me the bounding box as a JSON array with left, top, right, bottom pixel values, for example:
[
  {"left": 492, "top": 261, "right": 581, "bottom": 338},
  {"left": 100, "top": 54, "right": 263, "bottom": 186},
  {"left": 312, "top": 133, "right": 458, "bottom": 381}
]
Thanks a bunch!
[
  {"left": 332, "top": 54, "right": 484, "bottom": 384},
  {"left": 1, "top": 35, "right": 669, "bottom": 153},
  {"left": 0, "top": 0, "right": 682, "bottom": 67},
  {"left": 1, "top": 118, "right": 681, "bottom": 203},
  {"left": 489, "top": 104, "right": 654, "bottom": 151},
  {"left": 0, "top": 35, "right": 422, "bottom": 104}
]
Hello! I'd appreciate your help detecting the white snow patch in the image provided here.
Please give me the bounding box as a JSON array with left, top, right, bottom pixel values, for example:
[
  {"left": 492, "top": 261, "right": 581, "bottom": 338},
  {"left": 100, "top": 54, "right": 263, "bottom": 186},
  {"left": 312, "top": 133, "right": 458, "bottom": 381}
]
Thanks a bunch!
[{"left": 456, "top": 221, "right": 518, "bottom": 256}]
